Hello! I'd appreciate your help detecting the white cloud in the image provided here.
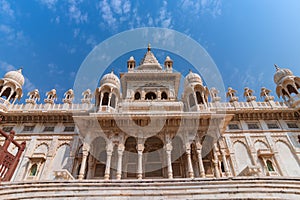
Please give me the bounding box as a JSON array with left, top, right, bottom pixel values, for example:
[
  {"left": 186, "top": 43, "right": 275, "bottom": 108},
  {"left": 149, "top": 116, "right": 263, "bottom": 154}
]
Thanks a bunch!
[
  {"left": 37, "top": 0, "right": 58, "bottom": 11},
  {"left": 73, "top": 28, "right": 80, "bottom": 38},
  {"left": 48, "top": 63, "right": 64, "bottom": 75},
  {"left": 122, "top": 0, "right": 131, "bottom": 14},
  {"left": 68, "top": 0, "right": 88, "bottom": 24},
  {"left": 0, "top": 0, "right": 14, "bottom": 18},
  {"left": 98, "top": 0, "right": 132, "bottom": 30},
  {"left": 111, "top": 0, "right": 122, "bottom": 15},
  {"left": 155, "top": 1, "right": 172, "bottom": 28},
  {"left": 0, "top": 24, "right": 26, "bottom": 45},
  {"left": 99, "top": 0, "right": 117, "bottom": 28},
  {"left": 180, "top": 0, "right": 222, "bottom": 17},
  {"left": 86, "top": 35, "right": 97, "bottom": 48}
]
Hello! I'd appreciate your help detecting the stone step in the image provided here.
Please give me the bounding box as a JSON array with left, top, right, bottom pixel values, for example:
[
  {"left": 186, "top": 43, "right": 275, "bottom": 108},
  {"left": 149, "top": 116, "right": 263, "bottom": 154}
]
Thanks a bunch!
[{"left": 0, "top": 177, "right": 299, "bottom": 199}]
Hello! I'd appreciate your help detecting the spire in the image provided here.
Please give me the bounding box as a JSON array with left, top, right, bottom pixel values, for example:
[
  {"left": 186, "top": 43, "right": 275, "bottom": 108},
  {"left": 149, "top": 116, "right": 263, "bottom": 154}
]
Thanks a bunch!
[
  {"left": 147, "top": 43, "right": 151, "bottom": 52},
  {"left": 274, "top": 64, "right": 280, "bottom": 71},
  {"left": 17, "top": 67, "right": 23, "bottom": 74}
]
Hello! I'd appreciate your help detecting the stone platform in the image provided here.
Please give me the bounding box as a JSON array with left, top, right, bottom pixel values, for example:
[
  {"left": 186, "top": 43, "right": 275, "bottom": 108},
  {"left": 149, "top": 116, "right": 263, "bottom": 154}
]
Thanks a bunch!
[{"left": 0, "top": 177, "right": 299, "bottom": 199}]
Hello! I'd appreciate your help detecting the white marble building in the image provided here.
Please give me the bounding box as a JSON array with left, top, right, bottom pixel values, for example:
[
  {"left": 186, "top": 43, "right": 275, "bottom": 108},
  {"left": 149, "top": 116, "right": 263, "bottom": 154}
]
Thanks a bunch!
[{"left": 0, "top": 46, "right": 299, "bottom": 199}]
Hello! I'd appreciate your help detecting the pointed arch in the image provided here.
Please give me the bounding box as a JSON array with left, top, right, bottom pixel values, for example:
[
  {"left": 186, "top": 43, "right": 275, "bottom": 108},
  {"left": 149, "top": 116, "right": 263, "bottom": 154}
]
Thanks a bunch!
[
  {"left": 233, "top": 141, "right": 252, "bottom": 175},
  {"left": 275, "top": 140, "right": 300, "bottom": 176}
]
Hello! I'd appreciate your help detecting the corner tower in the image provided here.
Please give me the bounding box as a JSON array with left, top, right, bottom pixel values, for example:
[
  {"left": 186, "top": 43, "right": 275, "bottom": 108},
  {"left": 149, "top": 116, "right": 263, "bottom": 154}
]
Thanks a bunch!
[
  {"left": 273, "top": 64, "right": 300, "bottom": 108},
  {"left": 0, "top": 68, "right": 24, "bottom": 112}
]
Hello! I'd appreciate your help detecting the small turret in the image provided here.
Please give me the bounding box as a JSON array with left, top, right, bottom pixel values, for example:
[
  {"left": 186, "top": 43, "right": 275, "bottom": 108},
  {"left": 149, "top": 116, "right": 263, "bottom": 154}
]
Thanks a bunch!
[
  {"left": 127, "top": 56, "right": 136, "bottom": 71},
  {"left": 164, "top": 56, "right": 173, "bottom": 72}
]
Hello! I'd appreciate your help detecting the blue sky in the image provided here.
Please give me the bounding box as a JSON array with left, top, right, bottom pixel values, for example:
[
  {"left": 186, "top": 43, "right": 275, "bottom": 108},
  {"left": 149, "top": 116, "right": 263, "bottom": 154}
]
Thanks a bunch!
[{"left": 1, "top": 0, "right": 300, "bottom": 103}]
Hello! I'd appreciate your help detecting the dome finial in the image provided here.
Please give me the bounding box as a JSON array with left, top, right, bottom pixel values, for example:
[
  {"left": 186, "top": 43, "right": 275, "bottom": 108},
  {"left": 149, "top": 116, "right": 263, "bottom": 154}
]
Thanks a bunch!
[
  {"left": 274, "top": 64, "right": 280, "bottom": 71},
  {"left": 147, "top": 43, "right": 151, "bottom": 52}
]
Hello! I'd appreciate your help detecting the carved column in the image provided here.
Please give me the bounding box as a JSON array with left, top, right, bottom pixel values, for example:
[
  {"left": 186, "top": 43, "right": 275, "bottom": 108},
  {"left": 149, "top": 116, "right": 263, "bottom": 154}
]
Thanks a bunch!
[
  {"left": 185, "top": 144, "right": 194, "bottom": 178},
  {"left": 220, "top": 149, "right": 230, "bottom": 177},
  {"left": 136, "top": 143, "right": 144, "bottom": 179},
  {"left": 196, "top": 145, "right": 205, "bottom": 178},
  {"left": 99, "top": 93, "right": 103, "bottom": 106},
  {"left": 213, "top": 143, "right": 220, "bottom": 178},
  {"left": 104, "top": 142, "right": 114, "bottom": 180},
  {"left": 108, "top": 93, "right": 112, "bottom": 107},
  {"left": 78, "top": 143, "right": 90, "bottom": 180},
  {"left": 165, "top": 142, "right": 173, "bottom": 179},
  {"left": 116, "top": 144, "right": 125, "bottom": 180}
]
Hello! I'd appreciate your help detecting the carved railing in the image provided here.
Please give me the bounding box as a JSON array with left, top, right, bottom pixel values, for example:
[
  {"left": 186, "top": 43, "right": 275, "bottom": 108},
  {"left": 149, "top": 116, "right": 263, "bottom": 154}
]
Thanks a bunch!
[{"left": 0, "top": 129, "right": 26, "bottom": 182}]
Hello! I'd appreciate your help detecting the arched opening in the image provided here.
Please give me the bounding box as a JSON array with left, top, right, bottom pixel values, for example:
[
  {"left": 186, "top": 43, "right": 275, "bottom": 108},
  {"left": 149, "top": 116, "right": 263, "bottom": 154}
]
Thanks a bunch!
[
  {"left": 145, "top": 92, "right": 157, "bottom": 100},
  {"left": 276, "top": 141, "right": 300, "bottom": 176},
  {"left": 29, "top": 164, "right": 38, "bottom": 176},
  {"left": 102, "top": 92, "right": 109, "bottom": 105},
  {"left": 196, "top": 91, "right": 204, "bottom": 104},
  {"left": 189, "top": 93, "right": 195, "bottom": 107},
  {"left": 143, "top": 136, "right": 164, "bottom": 178},
  {"left": 266, "top": 160, "right": 275, "bottom": 172},
  {"left": 287, "top": 84, "right": 298, "bottom": 96},
  {"left": 124, "top": 137, "right": 137, "bottom": 178},
  {"left": 90, "top": 137, "right": 107, "bottom": 178},
  {"left": 233, "top": 141, "right": 252, "bottom": 175},
  {"left": 161, "top": 92, "right": 168, "bottom": 100},
  {"left": 110, "top": 93, "right": 116, "bottom": 108},
  {"left": 1, "top": 87, "right": 11, "bottom": 100},
  {"left": 134, "top": 92, "right": 141, "bottom": 100},
  {"left": 171, "top": 137, "right": 186, "bottom": 178}
]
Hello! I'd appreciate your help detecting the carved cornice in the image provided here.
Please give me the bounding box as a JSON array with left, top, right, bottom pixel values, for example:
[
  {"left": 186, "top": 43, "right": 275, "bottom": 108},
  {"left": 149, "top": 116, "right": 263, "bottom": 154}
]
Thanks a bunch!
[
  {"left": 231, "top": 110, "right": 298, "bottom": 121},
  {"left": 0, "top": 113, "right": 74, "bottom": 123}
]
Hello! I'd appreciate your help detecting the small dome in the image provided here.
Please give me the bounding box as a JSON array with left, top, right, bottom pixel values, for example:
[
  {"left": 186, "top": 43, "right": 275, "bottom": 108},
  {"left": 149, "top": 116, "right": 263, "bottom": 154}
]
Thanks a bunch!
[
  {"left": 184, "top": 70, "right": 202, "bottom": 86},
  {"left": 128, "top": 56, "right": 135, "bottom": 61},
  {"left": 4, "top": 68, "right": 25, "bottom": 87},
  {"left": 165, "top": 56, "right": 172, "bottom": 62},
  {"left": 100, "top": 71, "right": 120, "bottom": 88},
  {"left": 274, "top": 67, "right": 293, "bottom": 84}
]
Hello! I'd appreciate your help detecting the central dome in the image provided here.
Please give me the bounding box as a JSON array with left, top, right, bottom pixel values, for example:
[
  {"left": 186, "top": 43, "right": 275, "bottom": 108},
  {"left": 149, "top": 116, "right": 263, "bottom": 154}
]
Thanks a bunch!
[{"left": 4, "top": 69, "right": 25, "bottom": 87}]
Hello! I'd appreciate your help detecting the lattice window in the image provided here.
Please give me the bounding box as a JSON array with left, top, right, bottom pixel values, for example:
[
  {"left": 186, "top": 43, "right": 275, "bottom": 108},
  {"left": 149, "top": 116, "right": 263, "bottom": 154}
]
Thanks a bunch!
[
  {"left": 247, "top": 123, "right": 260, "bottom": 130},
  {"left": 64, "top": 126, "right": 75, "bottom": 132},
  {"left": 43, "top": 126, "right": 55, "bottom": 132},
  {"left": 22, "top": 126, "right": 35, "bottom": 132},
  {"left": 267, "top": 123, "right": 280, "bottom": 129},
  {"left": 287, "top": 123, "right": 299, "bottom": 129},
  {"left": 228, "top": 124, "right": 240, "bottom": 130},
  {"left": 2, "top": 126, "right": 13, "bottom": 132}
]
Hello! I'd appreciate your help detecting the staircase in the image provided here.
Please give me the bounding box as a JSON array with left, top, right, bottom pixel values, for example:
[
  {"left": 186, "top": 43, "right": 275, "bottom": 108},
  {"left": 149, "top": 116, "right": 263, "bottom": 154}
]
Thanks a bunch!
[{"left": 0, "top": 177, "right": 299, "bottom": 199}]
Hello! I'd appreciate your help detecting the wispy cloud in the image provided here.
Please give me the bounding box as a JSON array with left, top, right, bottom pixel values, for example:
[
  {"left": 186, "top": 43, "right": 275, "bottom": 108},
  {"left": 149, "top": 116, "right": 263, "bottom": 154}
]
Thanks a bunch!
[
  {"left": 0, "top": 24, "right": 26, "bottom": 46},
  {"left": 37, "top": 0, "right": 88, "bottom": 24},
  {"left": 179, "top": 0, "right": 222, "bottom": 17},
  {"left": 48, "top": 63, "right": 64, "bottom": 75},
  {"left": 0, "top": 0, "right": 14, "bottom": 18},
  {"left": 68, "top": 0, "right": 88, "bottom": 24},
  {"left": 98, "top": 0, "right": 117, "bottom": 29},
  {"left": 37, "top": 0, "right": 58, "bottom": 11},
  {"left": 86, "top": 35, "right": 97, "bottom": 48},
  {"left": 155, "top": 1, "right": 172, "bottom": 28}
]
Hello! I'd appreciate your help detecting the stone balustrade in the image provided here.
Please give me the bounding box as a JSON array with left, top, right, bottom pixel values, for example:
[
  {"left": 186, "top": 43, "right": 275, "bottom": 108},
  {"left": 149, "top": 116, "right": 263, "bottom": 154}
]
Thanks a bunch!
[{"left": 7, "top": 100, "right": 289, "bottom": 114}]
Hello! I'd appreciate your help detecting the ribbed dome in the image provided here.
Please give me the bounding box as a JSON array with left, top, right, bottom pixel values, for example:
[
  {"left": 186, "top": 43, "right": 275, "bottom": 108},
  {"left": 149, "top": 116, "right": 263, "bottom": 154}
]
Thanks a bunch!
[
  {"left": 100, "top": 71, "right": 120, "bottom": 88},
  {"left": 4, "top": 69, "right": 25, "bottom": 87},
  {"left": 185, "top": 70, "right": 202, "bottom": 86},
  {"left": 274, "top": 67, "right": 293, "bottom": 84}
]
